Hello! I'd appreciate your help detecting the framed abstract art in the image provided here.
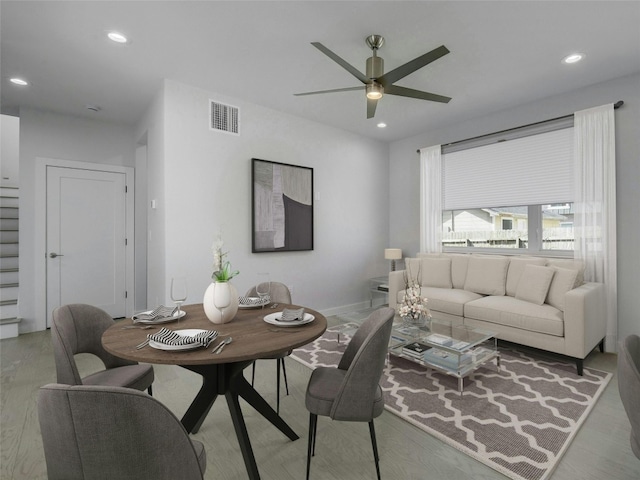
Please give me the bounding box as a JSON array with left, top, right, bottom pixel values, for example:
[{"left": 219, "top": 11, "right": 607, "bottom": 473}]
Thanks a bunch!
[{"left": 251, "top": 158, "right": 314, "bottom": 253}]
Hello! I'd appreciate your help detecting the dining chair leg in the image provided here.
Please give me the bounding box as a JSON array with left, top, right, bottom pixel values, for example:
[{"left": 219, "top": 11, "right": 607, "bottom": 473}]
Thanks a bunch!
[
  {"left": 276, "top": 359, "right": 281, "bottom": 415},
  {"left": 281, "top": 357, "right": 289, "bottom": 395},
  {"left": 147, "top": 385, "right": 153, "bottom": 396},
  {"left": 307, "top": 413, "right": 317, "bottom": 480},
  {"left": 251, "top": 361, "right": 256, "bottom": 386},
  {"left": 369, "top": 420, "right": 381, "bottom": 480}
]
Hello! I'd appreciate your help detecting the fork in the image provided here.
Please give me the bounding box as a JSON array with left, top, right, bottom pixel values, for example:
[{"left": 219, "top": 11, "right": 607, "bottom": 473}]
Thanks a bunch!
[{"left": 135, "top": 339, "right": 150, "bottom": 349}]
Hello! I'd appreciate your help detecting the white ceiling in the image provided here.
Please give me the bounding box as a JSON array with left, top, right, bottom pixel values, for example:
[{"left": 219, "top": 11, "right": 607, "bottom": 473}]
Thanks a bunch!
[{"left": 2, "top": 1, "right": 639, "bottom": 142}]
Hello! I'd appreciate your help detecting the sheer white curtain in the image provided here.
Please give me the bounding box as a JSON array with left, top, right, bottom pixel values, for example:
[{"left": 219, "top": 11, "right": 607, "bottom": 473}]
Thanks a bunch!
[
  {"left": 419, "top": 145, "right": 442, "bottom": 253},
  {"left": 574, "top": 103, "right": 617, "bottom": 351}
]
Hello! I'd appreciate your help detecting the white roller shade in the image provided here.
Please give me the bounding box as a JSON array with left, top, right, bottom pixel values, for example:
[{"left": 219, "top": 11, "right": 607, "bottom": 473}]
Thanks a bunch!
[{"left": 442, "top": 127, "right": 574, "bottom": 210}]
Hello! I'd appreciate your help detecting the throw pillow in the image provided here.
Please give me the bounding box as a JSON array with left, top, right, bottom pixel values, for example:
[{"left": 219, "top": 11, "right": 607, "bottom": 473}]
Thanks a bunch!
[
  {"left": 515, "top": 265, "right": 556, "bottom": 305},
  {"left": 505, "top": 256, "right": 548, "bottom": 297},
  {"left": 464, "top": 256, "right": 509, "bottom": 296},
  {"left": 420, "top": 257, "right": 452, "bottom": 288},
  {"left": 546, "top": 266, "right": 580, "bottom": 311}
]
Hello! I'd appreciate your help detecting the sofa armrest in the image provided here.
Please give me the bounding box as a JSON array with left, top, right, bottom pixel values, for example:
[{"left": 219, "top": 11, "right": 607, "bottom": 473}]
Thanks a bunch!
[
  {"left": 388, "top": 271, "right": 406, "bottom": 311},
  {"left": 563, "top": 282, "right": 606, "bottom": 358}
]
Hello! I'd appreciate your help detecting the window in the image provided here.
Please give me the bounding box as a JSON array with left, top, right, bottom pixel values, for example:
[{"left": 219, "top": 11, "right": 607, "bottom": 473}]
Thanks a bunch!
[
  {"left": 442, "top": 203, "right": 574, "bottom": 253},
  {"left": 438, "top": 123, "right": 574, "bottom": 256}
]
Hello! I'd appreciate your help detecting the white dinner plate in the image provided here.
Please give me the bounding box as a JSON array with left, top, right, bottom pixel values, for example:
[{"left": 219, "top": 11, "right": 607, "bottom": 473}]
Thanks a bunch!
[
  {"left": 133, "top": 309, "right": 187, "bottom": 324},
  {"left": 263, "top": 312, "right": 315, "bottom": 327},
  {"left": 238, "top": 296, "right": 270, "bottom": 309},
  {"left": 148, "top": 329, "right": 209, "bottom": 351}
]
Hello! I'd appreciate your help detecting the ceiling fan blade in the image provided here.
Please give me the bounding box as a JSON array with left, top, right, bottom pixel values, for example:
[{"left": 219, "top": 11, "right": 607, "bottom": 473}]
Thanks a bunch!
[
  {"left": 367, "top": 97, "right": 378, "bottom": 119},
  {"left": 377, "top": 45, "right": 450, "bottom": 87},
  {"left": 385, "top": 84, "right": 451, "bottom": 103},
  {"left": 311, "top": 42, "right": 370, "bottom": 85},
  {"left": 294, "top": 86, "right": 364, "bottom": 96}
]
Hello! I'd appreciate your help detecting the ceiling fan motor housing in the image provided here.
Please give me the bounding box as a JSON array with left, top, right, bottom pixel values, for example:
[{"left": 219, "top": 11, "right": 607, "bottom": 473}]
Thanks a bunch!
[{"left": 366, "top": 55, "right": 384, "bottom": 79}]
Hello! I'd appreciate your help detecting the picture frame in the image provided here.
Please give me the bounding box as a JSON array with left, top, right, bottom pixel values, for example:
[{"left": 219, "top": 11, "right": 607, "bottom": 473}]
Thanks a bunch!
[{"left": 251, "top": 158, "right": 314, "bottom": 253}]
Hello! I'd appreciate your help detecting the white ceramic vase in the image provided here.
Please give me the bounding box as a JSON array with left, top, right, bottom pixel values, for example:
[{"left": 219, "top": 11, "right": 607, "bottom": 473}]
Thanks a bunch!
[{"left": 203, "top": 281, "right": 239, "bottom": 324}]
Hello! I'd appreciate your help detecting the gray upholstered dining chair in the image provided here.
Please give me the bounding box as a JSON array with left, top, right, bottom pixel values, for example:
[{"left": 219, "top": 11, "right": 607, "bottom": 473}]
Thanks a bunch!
[
  {"left": 51, "top": 303, "right": 154, "bottom": 394},
  {"left": 305, "top": 307, "right": 395, "bottom": 480},
  {"left": 38, "top": 383, "right": 207, "bottom": 480},
  {"left": 618, "top": 334, "right": 640, "bottom": 459},
  {"left": 246, "top": 281, "right": 292, "bottom": 414}
]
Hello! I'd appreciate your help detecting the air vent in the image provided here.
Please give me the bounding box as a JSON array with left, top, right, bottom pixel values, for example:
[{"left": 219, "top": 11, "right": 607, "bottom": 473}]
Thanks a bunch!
[{"left": 210, "top": 100, "right": 240, "bottom": 135}]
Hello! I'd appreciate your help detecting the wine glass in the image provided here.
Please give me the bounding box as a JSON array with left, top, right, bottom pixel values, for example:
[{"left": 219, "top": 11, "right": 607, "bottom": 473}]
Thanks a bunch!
[
  {"left": 256, "top": 273, "right": 271, "bottom": 309},
  {"left": 171, "top": 276, "right": 188, "bottom": 320}
]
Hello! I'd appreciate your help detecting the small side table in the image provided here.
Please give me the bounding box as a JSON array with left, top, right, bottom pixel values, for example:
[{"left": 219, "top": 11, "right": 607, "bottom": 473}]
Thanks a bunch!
[{"left": 369, "top": 276, "right": 389, "bottom": 307}]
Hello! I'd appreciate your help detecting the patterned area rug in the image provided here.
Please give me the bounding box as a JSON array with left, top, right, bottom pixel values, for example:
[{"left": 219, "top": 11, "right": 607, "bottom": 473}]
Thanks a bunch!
[{"left": 291, "top": 329, "right": 611, "bottom": 480}]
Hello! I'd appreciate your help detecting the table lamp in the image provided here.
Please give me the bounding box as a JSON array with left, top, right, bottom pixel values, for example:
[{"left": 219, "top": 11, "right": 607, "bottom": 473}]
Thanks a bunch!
[{"left": 384, "top": 248, "right": 402, "bottom": 271}]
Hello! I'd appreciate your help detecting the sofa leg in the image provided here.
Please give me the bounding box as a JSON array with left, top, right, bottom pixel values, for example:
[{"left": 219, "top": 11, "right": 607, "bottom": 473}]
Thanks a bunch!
[
  {"left": 599, "top": 338, "right": 605, "bottom": 353},
  {"left": 576, "top": 358, "right": 584, "bottom": 376}
]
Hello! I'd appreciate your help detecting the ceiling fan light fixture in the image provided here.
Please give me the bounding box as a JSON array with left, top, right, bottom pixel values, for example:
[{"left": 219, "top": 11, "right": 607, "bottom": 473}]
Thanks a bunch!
[{"left": 366, "top": 83, "right": 383, "bottom": 100}]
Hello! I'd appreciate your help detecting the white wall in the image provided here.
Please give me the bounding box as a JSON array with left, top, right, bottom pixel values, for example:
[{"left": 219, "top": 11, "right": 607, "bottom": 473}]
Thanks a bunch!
[
  {"left": 1, "top": 114, "right": 20, "bottom": 186},
  {"left": 18, "top": 108, "right": 136, "bottom": 332},
  {"left": 138, "top": 79, "right": 390, "bottom": 313},
  {"left": 389, "top": 72, "right": 640, "bottom": 341}
]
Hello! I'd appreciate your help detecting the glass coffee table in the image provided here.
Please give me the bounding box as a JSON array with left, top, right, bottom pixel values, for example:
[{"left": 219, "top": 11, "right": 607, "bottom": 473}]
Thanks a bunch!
[
  {"left": 388, "top": 317, "right": 500, "bottom": 395},
  {"left": 328, "top": 316, "right": 500, "bottom": 395}
]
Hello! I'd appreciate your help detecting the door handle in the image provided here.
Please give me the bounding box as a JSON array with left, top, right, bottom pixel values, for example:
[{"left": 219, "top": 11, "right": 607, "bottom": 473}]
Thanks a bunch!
[{"left": 49, "top": 252, "right": 64, "bottom": 258}]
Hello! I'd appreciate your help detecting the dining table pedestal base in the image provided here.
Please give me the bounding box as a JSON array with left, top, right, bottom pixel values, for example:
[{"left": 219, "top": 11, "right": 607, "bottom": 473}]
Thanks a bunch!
[{"left": 180, "top": 361, "right": 299, "bottom": 480}]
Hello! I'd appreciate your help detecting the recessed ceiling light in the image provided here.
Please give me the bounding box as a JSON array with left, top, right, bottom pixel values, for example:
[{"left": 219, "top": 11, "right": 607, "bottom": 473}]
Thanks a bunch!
[
  {"left": 562, "top": 53, "right": 584, "bottom": 64},
  {"left": 9, "top": 77, "right": 28, "bottom": 86},
  {"left": 107, "top": 31, "right": 129, "bottom": 44},
  {"left": 377, "top": 122, "right": 387, "bottom": 128}
]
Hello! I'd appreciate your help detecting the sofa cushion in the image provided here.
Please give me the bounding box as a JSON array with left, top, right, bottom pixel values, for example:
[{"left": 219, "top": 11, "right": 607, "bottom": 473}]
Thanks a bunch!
[
  {"left": 445, "top": 254, "right": 470, "bottom": 289},
  {"left": 415, "top": 287, "right": 482, "bottom": 317},
  {"left": 464, "top": 296, "right": 564, "bottom": 337},
  {"left": 515, "top": 265, "right": 556, "bottom": 305},
  {"left": 404, "top": 258, "right": 422, "bottom": 284},
  {"left": 420, "top": 257, "right": 452, "bottom": 288},
  {"left": 506, "top": 256, "right": 548, "bottom": 297},
  {"left": 546, "top": 266, "right": 580, "bottom": 312},
  {"left": 546, "top": 259, "right": 585, "bottom": 286},
  {"left": 464, "top": 256, "right": 509, "bottom": 296}
]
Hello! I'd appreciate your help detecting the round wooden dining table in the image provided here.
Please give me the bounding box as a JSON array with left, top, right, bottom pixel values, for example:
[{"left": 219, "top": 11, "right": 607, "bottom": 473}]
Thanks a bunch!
[{"left": 102, "top": 302, "right": 327, "bottom": 480}]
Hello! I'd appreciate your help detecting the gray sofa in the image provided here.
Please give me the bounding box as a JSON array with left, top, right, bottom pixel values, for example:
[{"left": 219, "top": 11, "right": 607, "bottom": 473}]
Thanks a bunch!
[{"left": 388, "top": 253, "right": 606, "bottom": 374}]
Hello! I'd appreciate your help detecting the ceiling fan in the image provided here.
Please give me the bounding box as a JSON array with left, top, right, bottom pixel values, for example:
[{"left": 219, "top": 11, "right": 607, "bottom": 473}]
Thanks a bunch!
[{"left": 295, "top": 35, "right": 452, "bottom": 119}]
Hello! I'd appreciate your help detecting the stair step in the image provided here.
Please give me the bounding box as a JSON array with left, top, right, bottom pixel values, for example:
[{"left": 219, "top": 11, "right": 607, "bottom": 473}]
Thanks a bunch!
[
  {"left": 0, "top": 218, "right": 19, "bottom": 230},
  {"left": 0, "top": 257, "right": 19, "bottom": 270},
  {"left": 0, "top": 230, "right": 19, "bottom": 242},
  {"left": 0, "top": 302, "right": 18, "bottom": 318},
  {"left": 0, "top": 208, "right": 19, "bottom": 219},
  {"left": 0, "top": 316, "right": 21, "bottom": 339},
  {"left": 0, "top": 244, "right": 19, "bottom": 256},
  {"left": 0, "top": 270, "right": 18, "bottom": 284},
  {"left": 0, "top": 286, "right": 18, "bottom": 301}
]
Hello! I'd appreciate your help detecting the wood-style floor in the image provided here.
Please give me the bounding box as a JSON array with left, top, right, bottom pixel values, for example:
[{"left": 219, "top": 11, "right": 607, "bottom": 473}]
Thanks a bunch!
[{"left": 2, "top": 317, "right": 639, "bottom": 480}]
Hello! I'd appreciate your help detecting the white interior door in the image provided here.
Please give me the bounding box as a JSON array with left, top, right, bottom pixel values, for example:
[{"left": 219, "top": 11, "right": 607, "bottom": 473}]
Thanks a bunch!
[{"left": 46, "top": 166, "right": 127, "bottom": 318}]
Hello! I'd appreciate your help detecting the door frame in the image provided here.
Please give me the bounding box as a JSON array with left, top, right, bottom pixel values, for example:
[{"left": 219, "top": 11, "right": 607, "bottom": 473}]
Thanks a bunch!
[{"left": 35, "top": 158, "right": 135, "bottom": 327}]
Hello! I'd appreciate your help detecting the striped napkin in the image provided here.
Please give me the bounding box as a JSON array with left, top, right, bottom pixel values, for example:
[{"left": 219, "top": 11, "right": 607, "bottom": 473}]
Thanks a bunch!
[
  {"left": 279, "top": 307, "right": 305, "bottom": 322},
  {"left": 146, "top": 327, "right": 218, "bottom": 347},
  {"left": 239, "top": 296, "right": 268, "bottom": 306},
  {"left": 133, "top": 305, "right": 178, "bottom": 323}
]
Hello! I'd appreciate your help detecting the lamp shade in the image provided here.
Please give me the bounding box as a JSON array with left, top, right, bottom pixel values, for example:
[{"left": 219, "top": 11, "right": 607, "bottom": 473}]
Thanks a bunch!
[{"left": 384, "top": 248, "right": 402, "bottom": 260}]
